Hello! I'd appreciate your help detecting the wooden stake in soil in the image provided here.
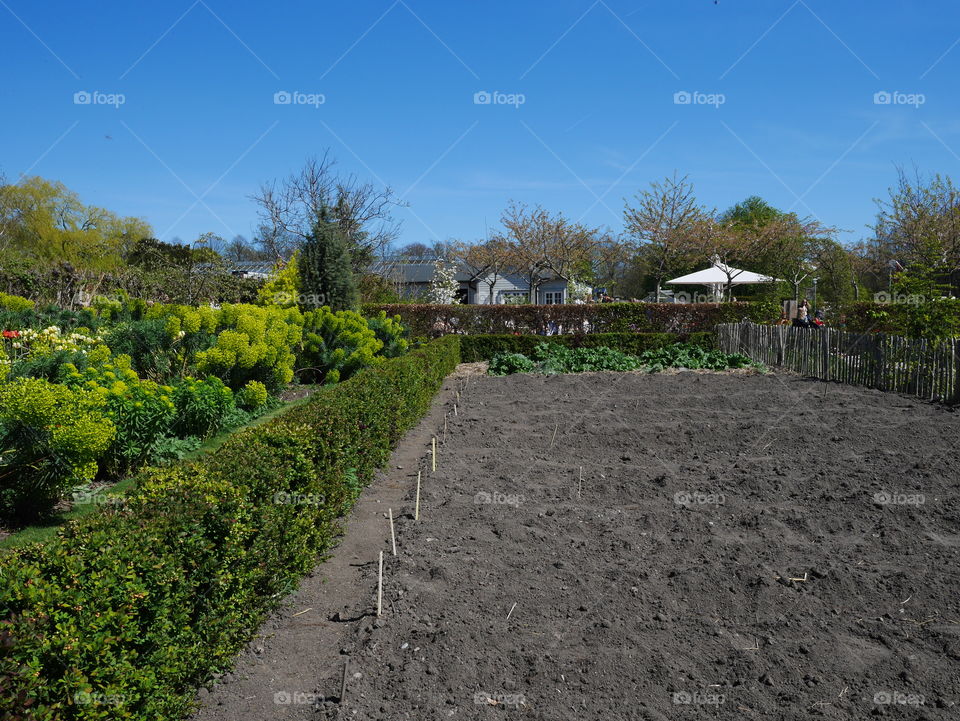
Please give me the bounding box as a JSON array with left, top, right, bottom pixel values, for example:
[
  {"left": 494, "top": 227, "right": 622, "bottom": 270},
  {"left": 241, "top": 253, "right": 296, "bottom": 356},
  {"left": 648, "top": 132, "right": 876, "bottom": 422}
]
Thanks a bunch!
[
  {"left": 454, "top": 403, "right": 458, "bottom": 416},
  {"left": 550, "top": 422, "right": 558, "bottom": 448},
  {"left": 388, "top": 508, "right": 397, "bottom": 556},
  {"left": 578, "top": 466, "right": 583, "bottom": 499},
  {"left": 339, "top": 659, "right": 349, "bottom": 703},
  {"left": 377, "top": 551, "right": 384, "bottom": 617},
  {"left": 431, "top": 437, "right": 437, "bottom": 472},
  {"left": 414, "top": 471, "right": 422, "bottom": 521}
]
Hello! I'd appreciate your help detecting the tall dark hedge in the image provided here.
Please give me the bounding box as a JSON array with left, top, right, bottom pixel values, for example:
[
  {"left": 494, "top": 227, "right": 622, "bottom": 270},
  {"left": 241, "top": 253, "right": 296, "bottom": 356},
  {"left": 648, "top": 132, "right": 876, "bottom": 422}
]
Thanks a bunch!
[{"left": 361, "top": 301, "right": 781, "bottom": 337}]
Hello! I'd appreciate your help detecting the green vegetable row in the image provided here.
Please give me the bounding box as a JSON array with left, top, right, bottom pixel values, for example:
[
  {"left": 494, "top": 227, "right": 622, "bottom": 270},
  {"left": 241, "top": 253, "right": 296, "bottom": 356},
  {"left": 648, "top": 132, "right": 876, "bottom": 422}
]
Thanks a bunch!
[{"left": 488, "top": 341, "right": 761, "bottom": 376}]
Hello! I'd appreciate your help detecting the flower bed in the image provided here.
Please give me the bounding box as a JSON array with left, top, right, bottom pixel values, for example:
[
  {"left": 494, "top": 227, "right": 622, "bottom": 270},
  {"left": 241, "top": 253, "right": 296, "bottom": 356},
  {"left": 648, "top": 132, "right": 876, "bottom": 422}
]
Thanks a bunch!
[
  {"left": 0, "top": 294, "right": 412, "bottom": 523},
  {"left": 0, "top": 336, "right": 460, "bottom": 720}
]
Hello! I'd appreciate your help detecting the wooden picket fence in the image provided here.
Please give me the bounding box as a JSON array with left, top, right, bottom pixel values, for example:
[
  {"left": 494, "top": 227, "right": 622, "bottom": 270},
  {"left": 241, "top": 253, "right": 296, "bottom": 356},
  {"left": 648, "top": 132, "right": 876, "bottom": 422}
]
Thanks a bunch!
[{"left": 716, "top": 321, "right": 960, "bottom": 404}]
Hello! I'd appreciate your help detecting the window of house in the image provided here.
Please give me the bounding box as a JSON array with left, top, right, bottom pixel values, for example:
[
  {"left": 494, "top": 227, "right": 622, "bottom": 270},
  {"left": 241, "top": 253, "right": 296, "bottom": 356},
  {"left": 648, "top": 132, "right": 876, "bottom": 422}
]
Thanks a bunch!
[
  {"left": 500, "top": 291, "right": 527, "bottom": 305},
  {"left": 543, "top": 291, "right": 563, "bottom": 305}
]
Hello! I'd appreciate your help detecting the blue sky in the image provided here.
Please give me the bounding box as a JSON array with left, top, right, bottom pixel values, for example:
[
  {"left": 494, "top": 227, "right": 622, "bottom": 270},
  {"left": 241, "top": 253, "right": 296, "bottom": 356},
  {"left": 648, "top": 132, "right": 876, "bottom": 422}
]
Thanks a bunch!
[{"left": 3, "top": 0, "right": 960, "bottom": 249}]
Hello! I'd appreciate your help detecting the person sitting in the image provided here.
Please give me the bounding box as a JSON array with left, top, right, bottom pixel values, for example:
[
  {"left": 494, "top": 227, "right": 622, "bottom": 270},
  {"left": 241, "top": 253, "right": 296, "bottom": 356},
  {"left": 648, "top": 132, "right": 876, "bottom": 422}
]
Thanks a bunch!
[{"left": 792, "top": 299, "right": 811, "bottom": 327}]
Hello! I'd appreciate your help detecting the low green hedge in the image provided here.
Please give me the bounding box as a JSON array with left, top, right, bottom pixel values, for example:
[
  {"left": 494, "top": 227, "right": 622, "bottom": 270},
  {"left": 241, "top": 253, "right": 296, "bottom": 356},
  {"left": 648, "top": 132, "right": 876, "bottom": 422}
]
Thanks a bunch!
[
  {"left": 0, "top": 336, "right": 461, "bottom": 720},
  {"left": 459, "top": 332, "right": 714, "bottom": 362}
]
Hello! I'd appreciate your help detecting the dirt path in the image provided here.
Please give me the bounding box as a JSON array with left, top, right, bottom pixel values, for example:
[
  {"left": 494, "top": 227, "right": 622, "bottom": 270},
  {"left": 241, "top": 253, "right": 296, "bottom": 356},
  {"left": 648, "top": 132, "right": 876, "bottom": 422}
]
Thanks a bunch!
[
  {"left": 191, "top": 363, "right": 483, "bottom": 721},
  {"left": 193, "top": 370, "right": 960, "bottom": 720}
]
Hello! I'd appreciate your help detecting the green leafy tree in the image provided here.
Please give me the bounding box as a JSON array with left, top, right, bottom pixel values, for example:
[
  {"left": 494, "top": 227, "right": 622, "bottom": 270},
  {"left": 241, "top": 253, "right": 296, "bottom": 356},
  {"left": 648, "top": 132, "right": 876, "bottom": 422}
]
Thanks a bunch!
[
  {"left": 890, "top": 262, "right": 960, "bottom": 339},
  {"left": 0, "top": 176, "right": 152, "bottom": 270},
  {"left": 298, "top": 208, "right": 358, "bottom": 311}
]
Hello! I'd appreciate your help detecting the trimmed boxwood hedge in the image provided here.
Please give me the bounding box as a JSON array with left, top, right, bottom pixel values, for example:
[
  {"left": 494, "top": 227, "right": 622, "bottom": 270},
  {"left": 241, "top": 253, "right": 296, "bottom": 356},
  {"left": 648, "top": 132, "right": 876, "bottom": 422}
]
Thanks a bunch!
[
  {"left": 0, "top": 336, "right": 461, "bottom": 720},
  {"left": 459, "top": 331, "right": 715, "bottom": 362}
]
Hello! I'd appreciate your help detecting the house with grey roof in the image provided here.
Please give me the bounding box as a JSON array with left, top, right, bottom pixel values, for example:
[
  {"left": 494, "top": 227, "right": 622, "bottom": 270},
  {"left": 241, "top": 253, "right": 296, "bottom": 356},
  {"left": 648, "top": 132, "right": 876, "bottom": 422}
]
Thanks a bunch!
[{"left": 369, "top": 259, "right": 569, "bottom": 304}]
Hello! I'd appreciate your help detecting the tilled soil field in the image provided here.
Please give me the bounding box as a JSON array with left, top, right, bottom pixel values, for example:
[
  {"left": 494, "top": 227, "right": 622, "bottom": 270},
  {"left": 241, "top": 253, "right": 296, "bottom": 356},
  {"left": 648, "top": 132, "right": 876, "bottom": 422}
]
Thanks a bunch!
[{"left": 196, "top": 370, "right": 960, "bottom": 721}]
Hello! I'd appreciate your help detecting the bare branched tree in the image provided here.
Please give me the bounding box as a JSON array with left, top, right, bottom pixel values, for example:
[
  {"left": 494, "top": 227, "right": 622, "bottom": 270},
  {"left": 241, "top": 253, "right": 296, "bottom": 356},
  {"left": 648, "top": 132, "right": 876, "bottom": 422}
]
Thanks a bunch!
[
  {"left": 251, "top": 152, "right": 406, "bottom": 271},
  {"left": 455, "top": 237, "right": 514, "bottom": 304},
  {"left": 623, "top": 173, "right": 710, "bottom": 301},
  {"left": 494, "top": 201, "right": 598, "bottom": 303}
]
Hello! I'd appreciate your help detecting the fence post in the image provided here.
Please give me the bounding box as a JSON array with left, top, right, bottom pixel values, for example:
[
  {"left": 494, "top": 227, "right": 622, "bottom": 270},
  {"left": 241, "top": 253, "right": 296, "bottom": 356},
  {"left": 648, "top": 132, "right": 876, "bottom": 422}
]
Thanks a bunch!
[
  {"left": 873, "top": 333, "right": 886, "bottom": 391},
  {"left": 952, "top": 338, "right": 960, "bottom": 404}
]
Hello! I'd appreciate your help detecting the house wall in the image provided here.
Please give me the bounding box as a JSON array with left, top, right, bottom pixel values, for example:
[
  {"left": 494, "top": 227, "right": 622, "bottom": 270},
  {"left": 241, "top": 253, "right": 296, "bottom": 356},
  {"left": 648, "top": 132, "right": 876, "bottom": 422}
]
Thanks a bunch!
[
  {"left": 468, "top": 273, "right": 567, "bottom": 305},
  {"left": 471, "top": 273, "right": 568, "bottom": 304},
  {"left": 471, "top": 273, "right": 524, "bottom": 305},
  {"left": 536, "top": 279, "right": 567, "bottom": 304}
]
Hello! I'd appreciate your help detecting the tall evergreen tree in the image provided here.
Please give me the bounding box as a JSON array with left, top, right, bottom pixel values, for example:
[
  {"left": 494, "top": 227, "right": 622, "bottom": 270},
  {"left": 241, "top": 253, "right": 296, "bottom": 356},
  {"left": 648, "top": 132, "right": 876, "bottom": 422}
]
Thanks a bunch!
[{"left": 298, "top": 206, "right": 358, "bottom": 311}]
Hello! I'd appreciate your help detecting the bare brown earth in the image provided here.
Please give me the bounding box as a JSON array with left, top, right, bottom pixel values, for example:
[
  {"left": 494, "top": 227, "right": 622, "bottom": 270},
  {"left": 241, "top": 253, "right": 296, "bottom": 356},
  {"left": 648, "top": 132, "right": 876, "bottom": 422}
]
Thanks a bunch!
[{"left": 193, "top": 369, "right": 960, "bottom": 721}]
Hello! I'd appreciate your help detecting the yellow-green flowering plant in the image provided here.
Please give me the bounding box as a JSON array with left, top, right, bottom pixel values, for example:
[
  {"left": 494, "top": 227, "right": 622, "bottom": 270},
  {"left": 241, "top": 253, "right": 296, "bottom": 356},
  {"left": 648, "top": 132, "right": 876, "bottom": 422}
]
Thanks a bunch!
[{"left": 0, "top": 376, "right": 115, "bottom": 520}]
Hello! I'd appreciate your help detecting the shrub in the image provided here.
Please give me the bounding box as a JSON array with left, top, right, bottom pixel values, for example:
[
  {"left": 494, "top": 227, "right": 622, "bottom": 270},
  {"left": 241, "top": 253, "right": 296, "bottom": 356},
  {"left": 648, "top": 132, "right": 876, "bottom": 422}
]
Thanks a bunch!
[
  {"left": 0, "top": 377, "right": 115, "bottom": 520},
  {"left": 236, "top": 380, "right": 269, "bottom": 411},
  {"left": 0, "top": 292, "right": 34, "bottom": 313},
  {"left": 0, "top": 337, "right": 460, "bottom": 719},
  {"left": 90, "top": 289, "right": 147, "bottom": 322},
  {"left": 62, "top": 351, "right": 178, "bottom": 475},
  {"left": 365, "top": 310, "right": 409, "bottom": 358},
  {"left": 172, "top": 376, "right": 235, "bottom": 438},
  {"left": 102, "top": 317, "right": 183, "bottom": 382},
  {"left": 257, "top": 252, "right": 300, "bottom": 308},
  {"left": 299, "top": 306, "right": 385, "bottom": 384},
  {"left": 191, "top": 304, "right": 302, "bottom": 391},
  {"left": 5, "top": 347, "right": 90, "bottom": 383}
]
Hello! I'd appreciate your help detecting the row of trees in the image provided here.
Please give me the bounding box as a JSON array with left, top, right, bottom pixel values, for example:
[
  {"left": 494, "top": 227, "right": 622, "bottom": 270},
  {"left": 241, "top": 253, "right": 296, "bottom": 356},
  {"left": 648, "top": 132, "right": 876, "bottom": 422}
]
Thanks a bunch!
[
  {"left": 4, "top": 155, "right": 960, "bottom": 309},
  {"left": 414, "top": 176, "right": 847, "bottom": 305},
  {"left": 404, "top": 168, "right": 960, "bottom": 307}
]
